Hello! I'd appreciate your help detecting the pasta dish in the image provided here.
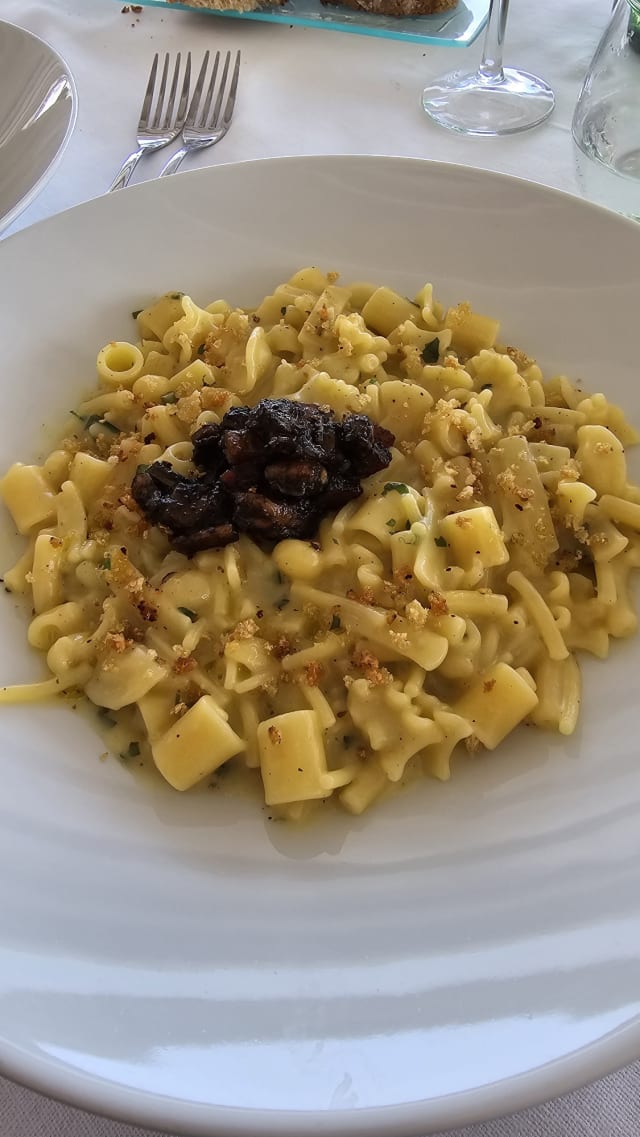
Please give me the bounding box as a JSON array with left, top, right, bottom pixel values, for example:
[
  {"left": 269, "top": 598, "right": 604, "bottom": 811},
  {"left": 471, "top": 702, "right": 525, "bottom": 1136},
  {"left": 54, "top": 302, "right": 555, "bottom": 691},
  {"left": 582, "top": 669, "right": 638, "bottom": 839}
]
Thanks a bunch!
[{"left": 1, "top": 266, "right": 639, "bottom": 820}]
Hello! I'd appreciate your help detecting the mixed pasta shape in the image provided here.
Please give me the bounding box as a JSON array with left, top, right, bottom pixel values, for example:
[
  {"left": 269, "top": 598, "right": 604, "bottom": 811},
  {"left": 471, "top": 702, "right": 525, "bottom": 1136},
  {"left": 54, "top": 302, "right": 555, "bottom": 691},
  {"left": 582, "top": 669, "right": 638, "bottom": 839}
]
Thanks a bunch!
[{"left": 2, "top": 266, "right": 639, "bottom": 819}]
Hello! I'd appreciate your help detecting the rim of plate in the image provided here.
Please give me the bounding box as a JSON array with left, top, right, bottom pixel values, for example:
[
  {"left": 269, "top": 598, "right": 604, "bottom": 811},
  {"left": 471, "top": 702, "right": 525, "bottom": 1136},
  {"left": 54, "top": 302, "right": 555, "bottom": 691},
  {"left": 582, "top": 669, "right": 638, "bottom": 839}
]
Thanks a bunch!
[
  {"left": 0, "top": 19, "right": 78, "bottom": 234},
  {"left": 0, "top": 153, "right": 639, "bottom": 1136}
]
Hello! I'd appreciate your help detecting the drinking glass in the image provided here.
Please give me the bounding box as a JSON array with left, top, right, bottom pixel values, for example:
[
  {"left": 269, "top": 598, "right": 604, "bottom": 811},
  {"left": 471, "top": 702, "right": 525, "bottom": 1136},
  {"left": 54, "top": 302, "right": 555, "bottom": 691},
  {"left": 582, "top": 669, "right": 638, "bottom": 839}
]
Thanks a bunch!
[
  {"left": 572, "top": 0, "right": 640, "bottom": 220},
  {"left": 422, "top": 0, "right": 555, "bottom": 136}
]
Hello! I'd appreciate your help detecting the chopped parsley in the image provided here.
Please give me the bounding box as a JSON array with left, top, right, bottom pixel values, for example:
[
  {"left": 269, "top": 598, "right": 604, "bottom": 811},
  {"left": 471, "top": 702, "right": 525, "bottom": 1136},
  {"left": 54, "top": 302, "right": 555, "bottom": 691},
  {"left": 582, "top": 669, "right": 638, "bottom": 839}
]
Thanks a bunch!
[
  {"left": 280, "top": 306, "right": 287, "bottom": 316},
  {"left": 71, "top": 410, "right": 119, "bottom": 434},
  {"left": 169, "top": 292, "right": 184, "bottom": 300},
  {"left": 421, "top": 338, "right": 440, "bottom": 365},
  {"left": 120, "top": 741, "right": 141, "bottom": 760},
  {"left": 161, "top": 392, "right": 178, "bottom": 405},
  {"left": 100, "top": 555, "right": 112, "bottom": 570},
  {"left": 178, "top": 606, "right": 197, "bottom": 621},
  {"left": 131, "top": 308, "right": 143, "bottom": 320},
  {"left": 434, "top": 535, "right": 448, "bottom": 548},
  {"left": 136, "top": 463, "right": 150, "bottom": 474},
  {"left": 386, "top": 518, "right": 397, "bottom": 531},
  {"left": 383, "top": 482, "right": 410, "bottom": 496},
  {"left": 197, "top": 343, "right": 206, "bottom": 356},
  {"left": 330, "top": 613, "right": 341, "bottom": 631}
]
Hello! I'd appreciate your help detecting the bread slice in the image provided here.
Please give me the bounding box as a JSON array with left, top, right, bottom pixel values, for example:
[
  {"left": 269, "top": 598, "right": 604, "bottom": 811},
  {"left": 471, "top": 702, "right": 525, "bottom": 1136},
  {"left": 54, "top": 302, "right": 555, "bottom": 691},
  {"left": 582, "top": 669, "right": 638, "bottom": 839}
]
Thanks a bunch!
[
  {"left": 322, "top": 0, "right": 457, "bottom": 14},
  {"left": 167, "top": 0, "right": 284, "bottom": 12}
]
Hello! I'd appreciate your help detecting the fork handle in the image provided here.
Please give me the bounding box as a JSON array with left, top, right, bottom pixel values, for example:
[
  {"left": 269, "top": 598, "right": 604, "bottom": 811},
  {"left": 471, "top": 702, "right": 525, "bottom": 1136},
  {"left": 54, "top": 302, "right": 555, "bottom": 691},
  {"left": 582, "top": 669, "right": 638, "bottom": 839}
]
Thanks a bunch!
[
  {"left": 108, "top": 147, "right": 145, "bottom": 193},
  {"left": 159, "top": 147, "right": 188, "bottom": 178}
]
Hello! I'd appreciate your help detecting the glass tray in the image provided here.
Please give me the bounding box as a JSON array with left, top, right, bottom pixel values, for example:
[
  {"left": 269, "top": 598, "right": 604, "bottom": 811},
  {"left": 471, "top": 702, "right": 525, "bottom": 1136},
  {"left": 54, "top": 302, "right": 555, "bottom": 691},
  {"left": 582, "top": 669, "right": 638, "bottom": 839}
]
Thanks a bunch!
[{"left": 130, "top": 0, "right": 488, "bottom": 47}]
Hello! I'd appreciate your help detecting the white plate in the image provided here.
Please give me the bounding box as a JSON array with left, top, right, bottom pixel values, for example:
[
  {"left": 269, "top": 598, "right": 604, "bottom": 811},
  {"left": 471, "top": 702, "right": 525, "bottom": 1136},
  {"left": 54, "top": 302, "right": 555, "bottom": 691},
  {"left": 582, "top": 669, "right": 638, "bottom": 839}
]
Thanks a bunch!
[
  {"left": 1, "top": 155, "right": 640, "bottom": 1136},
  {"left": 0, "top": 20, "right": 77, "bottom": 233}
]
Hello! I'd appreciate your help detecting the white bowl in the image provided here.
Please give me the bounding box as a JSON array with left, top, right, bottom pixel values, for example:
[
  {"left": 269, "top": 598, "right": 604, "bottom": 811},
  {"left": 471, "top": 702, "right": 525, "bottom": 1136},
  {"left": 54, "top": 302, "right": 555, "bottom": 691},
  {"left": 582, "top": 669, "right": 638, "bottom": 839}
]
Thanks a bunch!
[
  {"left": 0, "top": 19, "right": 77, "bottom": 233},
  {"left": 1, "top": 155, "right": 640, "bottom": 1136}
]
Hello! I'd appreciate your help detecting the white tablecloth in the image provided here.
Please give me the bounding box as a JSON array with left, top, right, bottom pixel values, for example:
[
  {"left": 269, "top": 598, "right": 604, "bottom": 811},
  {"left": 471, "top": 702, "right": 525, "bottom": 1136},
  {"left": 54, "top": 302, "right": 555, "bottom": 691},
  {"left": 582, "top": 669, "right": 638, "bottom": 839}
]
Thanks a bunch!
[{"left": 2, "top": 0, "right": 640, "bottom": 1133}]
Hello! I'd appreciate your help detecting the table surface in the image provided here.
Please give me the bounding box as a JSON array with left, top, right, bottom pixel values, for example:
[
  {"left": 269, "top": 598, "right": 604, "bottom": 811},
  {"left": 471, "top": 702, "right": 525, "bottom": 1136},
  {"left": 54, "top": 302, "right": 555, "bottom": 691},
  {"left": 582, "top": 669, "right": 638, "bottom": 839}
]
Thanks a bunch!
[{"left": 2, "top": 0, "right": 640, "bottom": 1133}]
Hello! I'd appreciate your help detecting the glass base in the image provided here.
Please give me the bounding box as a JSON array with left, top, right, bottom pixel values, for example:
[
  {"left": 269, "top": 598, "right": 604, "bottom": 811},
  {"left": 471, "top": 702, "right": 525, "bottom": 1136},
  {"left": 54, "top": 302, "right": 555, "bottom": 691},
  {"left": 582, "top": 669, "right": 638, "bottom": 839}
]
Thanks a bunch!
[{"left": 422, "top": 66, "right": 555, "bottom": 137}]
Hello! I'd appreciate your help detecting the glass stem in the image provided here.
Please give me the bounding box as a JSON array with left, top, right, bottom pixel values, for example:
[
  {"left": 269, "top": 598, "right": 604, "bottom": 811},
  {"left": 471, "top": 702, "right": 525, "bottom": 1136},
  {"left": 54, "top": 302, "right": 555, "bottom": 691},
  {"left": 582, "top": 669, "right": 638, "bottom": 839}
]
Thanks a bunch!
[{"left": 478, "top": 0, "right": 508, "bottom": 82}]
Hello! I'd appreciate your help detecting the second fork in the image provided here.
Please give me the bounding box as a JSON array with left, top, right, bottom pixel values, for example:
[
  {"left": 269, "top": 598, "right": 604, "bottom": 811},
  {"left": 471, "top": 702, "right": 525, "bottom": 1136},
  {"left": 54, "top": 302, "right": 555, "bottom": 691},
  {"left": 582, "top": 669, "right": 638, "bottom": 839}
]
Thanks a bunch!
[
  {"left": 159, "top": 50, "right": 241, "bottom": 178},
  {"left": 109, "top": 51, "right": 192, "bottom": 192}
]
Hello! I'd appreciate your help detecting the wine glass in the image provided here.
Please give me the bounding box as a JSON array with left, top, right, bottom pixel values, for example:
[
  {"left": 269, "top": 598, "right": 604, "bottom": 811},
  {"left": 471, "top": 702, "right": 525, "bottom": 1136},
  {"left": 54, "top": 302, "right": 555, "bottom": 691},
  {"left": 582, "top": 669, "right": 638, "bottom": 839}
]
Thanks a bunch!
[{"left": 422, "top": 0, "right": 555, "bottom": 137}]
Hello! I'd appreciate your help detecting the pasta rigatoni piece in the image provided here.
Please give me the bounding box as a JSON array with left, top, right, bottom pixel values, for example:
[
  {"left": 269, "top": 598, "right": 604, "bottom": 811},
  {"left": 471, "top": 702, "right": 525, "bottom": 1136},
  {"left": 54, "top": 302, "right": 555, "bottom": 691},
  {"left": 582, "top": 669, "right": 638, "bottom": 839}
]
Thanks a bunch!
[
  {"left": 31, "top": 533, "right": 65, "bottom": 614},
  {"left": 444, "top": 303, "right": 499, "bottom": 356},
  {"left": 257, "top": 709, "right": 353, "bottom": 805},
  {"left": 339, "top": 759, "right": 389, "bottom": 815},
  {"left": 69, "top": 452, "right": 113, "bottom": 508},
  {"left": 376, "top": 381, "right": 432, "bottom": 443},
  {"left": 489, "top": 434, "right": 558, "bottom": 569},
  {"left": 361, "top": 287, "right": 420, "bottom": 337},
  {"left": 452, "top": 662, "right": 539, "bottom": 749},
  {"left": 153, "top": 695, "right": 245, "bottom": 791},
  {"left": 438, "top": 506, "right": 509, "bottom": 571},
  {"left": 96, "top": 341, "right": 145, "bottom": 388},
  {"left": 0, "top": 463, "right": 56, "bottom": 534}
]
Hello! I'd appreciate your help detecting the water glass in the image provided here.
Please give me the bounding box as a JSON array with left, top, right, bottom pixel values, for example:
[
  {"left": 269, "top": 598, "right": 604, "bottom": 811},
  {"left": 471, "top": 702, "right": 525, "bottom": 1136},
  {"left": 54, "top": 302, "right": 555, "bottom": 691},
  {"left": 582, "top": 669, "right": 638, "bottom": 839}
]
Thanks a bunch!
[{"left": 572, "top": 0, "right": 640, "bottom": 219}]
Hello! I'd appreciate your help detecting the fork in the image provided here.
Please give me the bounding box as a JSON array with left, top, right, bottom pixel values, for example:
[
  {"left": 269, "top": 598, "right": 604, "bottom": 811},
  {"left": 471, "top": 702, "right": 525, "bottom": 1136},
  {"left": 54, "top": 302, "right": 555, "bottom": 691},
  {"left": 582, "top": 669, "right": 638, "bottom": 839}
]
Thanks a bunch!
[
  {"left": 108, "top": 52, "right": 192, "bottom": 192},
  {"left": 159, "top": 50, "right": 241, "bottom": 178}
]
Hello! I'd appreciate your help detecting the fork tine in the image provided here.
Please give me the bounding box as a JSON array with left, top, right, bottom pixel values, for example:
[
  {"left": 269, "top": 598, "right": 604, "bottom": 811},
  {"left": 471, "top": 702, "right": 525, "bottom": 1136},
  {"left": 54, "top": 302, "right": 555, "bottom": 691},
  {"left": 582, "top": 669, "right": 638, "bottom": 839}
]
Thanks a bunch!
[
  {"left": 176, "top": 52, "right": 192, "bottom": 128},
  {"left": 199, "top": 51, "right": 221, "bottom": 128},
  {"left": 186, "top": 51, "right": 210, "bottom": 128},
  {"left": 151, "top": 53, "right": 170, "bottom": 130},
  {"left": 210, "top": 51, "right": 231, "bottom": 129},
  {"left": 162, "top": 51, "right": 182, "bottom": 129},
  {"left": 138, "top": 52, "right": 159, "bottom": 128},
  {"left": 221, "top": 51, "right": 241, "bottom": 129}
]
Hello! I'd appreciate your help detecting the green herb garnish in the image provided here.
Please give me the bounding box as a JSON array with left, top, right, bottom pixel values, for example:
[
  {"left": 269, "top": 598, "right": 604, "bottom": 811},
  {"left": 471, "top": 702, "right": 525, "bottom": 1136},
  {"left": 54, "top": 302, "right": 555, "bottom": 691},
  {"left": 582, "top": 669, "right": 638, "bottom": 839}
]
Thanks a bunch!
[
  {"left": 101, "top": 555, "right": 112, "bottom": 570},
  {"left": 70, "top": 410, "right": 99, "bottom": 429},
  {"left": 71, "top": 411, "right": 120, "bottom": 435},
  {"left": 386, "top": 518, "right": 397, "bottom": 531},
  {"left": 383, "top": 482, "right": 410, "bottom": 496},
  {"left": 136, "top": 463, "right": 150, "bottom": 474},
  {"left": 131, "top": 308, "right": 143, "bottom": 320},
  {"left": 178, "top": 606, "right": 197, "bottom": 622},
  {"left": 120, "top": 741, "right": 141, "bottom": 760},
  {"left": 98, "top": 419, "right": 120, "bottom": 435},
  {"left": 421, "top": 338, "right": 440, "bottom": 365},
  {"left": 280, "top": 306, "right": 287, "bottom": 316},
  {"left": 161, "top": 392, "right": 178, "bottom": 405},
  {"left": 197, "top": 343, "right": 206, "bottom": 356},
  {"left": 434, "top": 535, "right": 448, "bottom": 548},
  {"left": 169, "top": 292, "right": 184, "bottom": 300},
  {"left": 330, "top": 613, "right": 341, "bottom": 631}
]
